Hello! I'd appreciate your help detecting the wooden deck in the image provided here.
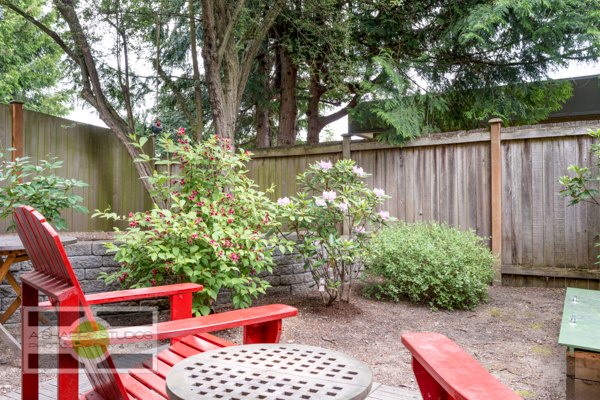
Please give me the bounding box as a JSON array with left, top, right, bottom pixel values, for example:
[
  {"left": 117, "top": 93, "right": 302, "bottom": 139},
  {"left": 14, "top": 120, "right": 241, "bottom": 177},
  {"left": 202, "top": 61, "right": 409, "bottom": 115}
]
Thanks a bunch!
[{"left": 0, "top": 344, "right": 422, "bottom": 400}]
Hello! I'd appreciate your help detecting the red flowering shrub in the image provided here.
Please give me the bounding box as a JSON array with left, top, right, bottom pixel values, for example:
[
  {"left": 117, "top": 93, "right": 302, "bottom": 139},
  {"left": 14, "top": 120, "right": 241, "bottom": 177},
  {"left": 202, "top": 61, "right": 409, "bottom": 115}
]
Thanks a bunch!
[{"left": 94, "top": 132, "right": 283, "bottom": 315}]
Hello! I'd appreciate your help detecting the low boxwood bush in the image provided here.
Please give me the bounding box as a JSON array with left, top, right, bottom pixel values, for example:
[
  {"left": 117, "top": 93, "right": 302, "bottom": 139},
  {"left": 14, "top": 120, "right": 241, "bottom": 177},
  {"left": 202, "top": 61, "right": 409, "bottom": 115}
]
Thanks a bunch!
[{"left": 363, "top": 221, "right": 496, "bottom": 310}]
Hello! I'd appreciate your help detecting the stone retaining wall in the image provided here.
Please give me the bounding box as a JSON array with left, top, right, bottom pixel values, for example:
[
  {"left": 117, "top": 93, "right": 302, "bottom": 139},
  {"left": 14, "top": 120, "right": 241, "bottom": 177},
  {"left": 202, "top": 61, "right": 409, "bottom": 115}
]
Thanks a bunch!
[{"left": 0, "top": 241, "right": 312, "bottom": 328}]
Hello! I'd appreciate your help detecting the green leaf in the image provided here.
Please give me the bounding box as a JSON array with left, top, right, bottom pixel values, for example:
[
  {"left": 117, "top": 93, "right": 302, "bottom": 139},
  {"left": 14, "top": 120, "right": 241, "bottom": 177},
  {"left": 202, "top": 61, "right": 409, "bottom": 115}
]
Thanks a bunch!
[{"left": 199, "top": 306, "right": 211, "bottom": 316}]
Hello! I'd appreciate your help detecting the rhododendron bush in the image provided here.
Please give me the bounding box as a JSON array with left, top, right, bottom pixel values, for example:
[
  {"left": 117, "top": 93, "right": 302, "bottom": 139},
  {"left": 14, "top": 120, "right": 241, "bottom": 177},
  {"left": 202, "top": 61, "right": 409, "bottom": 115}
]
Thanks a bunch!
[
  {"left": 94, "top": 131, "right": 282, "bottom": 315},
  {"left": 275, "top": 159, "right": 395, "bottom": 306}
]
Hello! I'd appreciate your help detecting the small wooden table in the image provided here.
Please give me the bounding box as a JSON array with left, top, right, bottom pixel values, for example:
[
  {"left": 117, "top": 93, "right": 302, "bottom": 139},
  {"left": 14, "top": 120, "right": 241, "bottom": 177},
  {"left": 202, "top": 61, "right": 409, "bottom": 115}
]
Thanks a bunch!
[
  {"left": 166, "top": 344, "right": 373, "bottom": 400},
  {"left": 0, "top": 235, "right": 76, "bottom": 356},
  {"left": 558, "top": 288, "right": 600, "bottom": 399}
]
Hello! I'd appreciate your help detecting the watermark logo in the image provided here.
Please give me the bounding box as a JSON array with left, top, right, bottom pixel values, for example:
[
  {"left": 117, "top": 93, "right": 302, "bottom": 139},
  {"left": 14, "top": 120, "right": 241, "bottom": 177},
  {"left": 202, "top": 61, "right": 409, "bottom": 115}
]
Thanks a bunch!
[{"left": 22, "top": 306, "right": 159, "bottom": 374}]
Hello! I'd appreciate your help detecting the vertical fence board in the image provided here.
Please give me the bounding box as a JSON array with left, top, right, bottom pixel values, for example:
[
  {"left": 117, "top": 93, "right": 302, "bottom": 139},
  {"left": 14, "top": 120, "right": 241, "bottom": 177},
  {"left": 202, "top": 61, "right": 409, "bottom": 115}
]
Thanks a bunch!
[
  {"left": 554, "top": 139, "right": 567, "bottom": 267},
  {"left": 467, "top": 144, "right": 477, "bottom": 234},
  {"left": 531, "top": 140, "right": 544, "bottom": 266},
  {"left": 456, "top": 145, "right": 466, "bottom": 230},
  {"left": 564, "top": 138, "right": 578, "bottom": 267},
  {"left": 576, "top": 136, "right": 589, "bottom": 268},
  {"left": 439, "top": 147, "right": 449, "bottom": 225},
  {"left": 448, "top": 146, "right": 458, "bottom": 227},
  {"left": 396, "top": 149, "right": 406, "bottom": 222},
  {"left": 542, "top": 139, "right": 556, "bottom": 267},
  {"left": 431, "top": 147, "right": 439, "bottom": 222},
  {"left": 421, "top": 148, "right": 431, "bottom": 222},
  {"left": 476, "top": 143, "right": 491, "bottom": 244},
  {"left": 521, "top": 140, "right": 533, "bottom": 266},
  {"left": 404, "top": 149, "right": 415, "bottom": 223},
  {"left": 510, "top": 141, "right": 523, "bottom": 265},
  {"left": 502, "top": 141, "right": 513, "bottom": 265}
]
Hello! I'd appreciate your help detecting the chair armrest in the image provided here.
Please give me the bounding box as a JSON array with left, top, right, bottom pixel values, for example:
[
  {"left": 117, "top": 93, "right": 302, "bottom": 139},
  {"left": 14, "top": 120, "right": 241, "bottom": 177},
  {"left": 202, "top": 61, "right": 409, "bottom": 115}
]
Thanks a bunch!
[
  {"left": 63, "top": 304, "right": 298, "bottom": 347},
  {"left": 38, "top": 283, "right": 203, "bottom": 310},
  {"left": 401, "top": 333, "right": 521, "bottom": 400}
]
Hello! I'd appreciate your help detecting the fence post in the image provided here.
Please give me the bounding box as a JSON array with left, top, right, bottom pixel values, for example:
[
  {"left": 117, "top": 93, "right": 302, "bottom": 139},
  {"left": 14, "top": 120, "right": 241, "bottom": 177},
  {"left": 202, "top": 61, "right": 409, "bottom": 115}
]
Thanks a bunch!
[
  {"left": 489, "top": 118, "right": 503, "bottom": 286},
  {"left": 9, "top": 100, "right": 24, "bottom": 163},
  {"left": 342, "top": 135, "right": 351, "bottom": 160},
  {"left": 341, "top": 135, "right": 351, "bottom": 236}
]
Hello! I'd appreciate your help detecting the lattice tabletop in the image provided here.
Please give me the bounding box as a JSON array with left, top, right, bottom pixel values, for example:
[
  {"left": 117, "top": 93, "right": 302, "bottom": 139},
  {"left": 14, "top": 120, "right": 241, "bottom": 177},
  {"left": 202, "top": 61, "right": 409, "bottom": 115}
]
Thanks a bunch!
[{"left": 166, "top": 344, "right": 373, "bottom": 400}]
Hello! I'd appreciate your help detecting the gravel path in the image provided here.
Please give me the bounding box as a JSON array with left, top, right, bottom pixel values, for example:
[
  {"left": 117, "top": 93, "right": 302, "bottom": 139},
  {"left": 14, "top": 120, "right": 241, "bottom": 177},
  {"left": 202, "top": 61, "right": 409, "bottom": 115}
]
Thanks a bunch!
[{"left": 0, "top": 285, "right": 567, "bottom": 399}]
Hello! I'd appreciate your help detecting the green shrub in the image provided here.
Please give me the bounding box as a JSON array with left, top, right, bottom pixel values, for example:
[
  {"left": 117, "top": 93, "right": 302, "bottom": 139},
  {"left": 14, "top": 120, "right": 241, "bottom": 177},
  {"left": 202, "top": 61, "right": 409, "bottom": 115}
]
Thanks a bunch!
[{"left": 363, "top": 221, "right": 496, "bottom": 310}]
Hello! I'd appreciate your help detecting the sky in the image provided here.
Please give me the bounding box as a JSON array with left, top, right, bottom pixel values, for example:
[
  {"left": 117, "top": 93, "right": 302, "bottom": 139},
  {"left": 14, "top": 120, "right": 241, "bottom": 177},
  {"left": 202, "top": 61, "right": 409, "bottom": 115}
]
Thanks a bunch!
[{"left": 67, "top": 61, "right": 600, "bottom": 142}]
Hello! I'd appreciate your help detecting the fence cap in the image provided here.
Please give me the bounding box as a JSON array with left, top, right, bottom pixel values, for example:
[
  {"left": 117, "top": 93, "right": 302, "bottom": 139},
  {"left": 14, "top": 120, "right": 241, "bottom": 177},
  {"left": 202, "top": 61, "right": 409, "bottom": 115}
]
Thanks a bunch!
[
  {"left": 488, "top": 118, "right": 503, "bottom": 124},
  {"left": 9, "top": 100, "right": 25, "bottom": 105}
]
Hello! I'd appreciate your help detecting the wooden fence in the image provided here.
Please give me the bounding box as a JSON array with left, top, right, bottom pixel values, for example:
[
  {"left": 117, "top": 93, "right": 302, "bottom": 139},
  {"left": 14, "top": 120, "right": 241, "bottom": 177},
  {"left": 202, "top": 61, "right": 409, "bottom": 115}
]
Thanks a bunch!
[
  {"left": 0, "top": 102, "right": 153, "bottom": 232},
  {"left": 245, "top": 120, "right": 600, "bottom": 288}
]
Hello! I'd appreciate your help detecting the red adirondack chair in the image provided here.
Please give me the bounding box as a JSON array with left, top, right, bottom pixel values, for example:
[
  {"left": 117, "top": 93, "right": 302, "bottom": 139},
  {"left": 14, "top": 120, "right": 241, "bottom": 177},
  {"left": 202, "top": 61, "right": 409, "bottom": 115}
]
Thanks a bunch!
[
  {"left": 401, "top": 332, "right": 521, "bottom": 400},
  {"left": 15, "top": 205, "right": 298, "bottom": 400}
]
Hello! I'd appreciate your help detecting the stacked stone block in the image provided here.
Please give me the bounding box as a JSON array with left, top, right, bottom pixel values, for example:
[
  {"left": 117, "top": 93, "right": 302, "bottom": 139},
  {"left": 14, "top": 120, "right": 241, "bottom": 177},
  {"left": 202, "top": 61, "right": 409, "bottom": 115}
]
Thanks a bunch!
[{"left": 0, "top": 241, "right": 314, "bottom": 328}]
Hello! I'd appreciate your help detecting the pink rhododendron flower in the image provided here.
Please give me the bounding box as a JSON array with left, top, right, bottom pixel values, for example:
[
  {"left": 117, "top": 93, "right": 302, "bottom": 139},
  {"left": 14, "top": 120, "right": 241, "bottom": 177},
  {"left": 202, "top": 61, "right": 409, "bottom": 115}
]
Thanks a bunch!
[
  {"left": 322, "top": 191, "right": 337, "bottom": 202},
  {"left": 339, "top": 202, "right": 349, "bottom": 211},
  {"left": 318, "top": 160, "right": 333, "bottom": 170},
  {"left": 230, "top": 253, "right": 240, "bottom": 261},
  {"left": 378, "top": 211, "right": 390, "bottom": 219},
  {"left": 352, "top": 166, "right": 364, "bottom": 176},
  {"left": 374, "top": 188, "right": 385, "bottom": 197},
  {"left": 315, "top": 199, "right": 327, "bottom": 207},
  {"left": 278, "top": 197, "right": 291, "bottom": 206},
  {"left": 354, "top": 226, "right": 365, "bottom": 233}
]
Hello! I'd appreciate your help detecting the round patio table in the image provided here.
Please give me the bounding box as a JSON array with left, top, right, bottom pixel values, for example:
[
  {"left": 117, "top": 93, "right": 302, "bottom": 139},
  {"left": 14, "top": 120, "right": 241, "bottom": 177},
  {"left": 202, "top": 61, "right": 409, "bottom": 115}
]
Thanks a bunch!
[{"left": 166, "top": 344, "right": 373, "bottom": 400}]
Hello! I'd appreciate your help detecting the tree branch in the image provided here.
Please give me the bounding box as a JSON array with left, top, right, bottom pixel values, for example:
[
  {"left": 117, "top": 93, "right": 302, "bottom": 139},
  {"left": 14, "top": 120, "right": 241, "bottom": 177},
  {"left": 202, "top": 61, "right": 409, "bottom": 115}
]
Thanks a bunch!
[
  {"left": 217, "top": 0, "right": 247, "bottom": 67},
  {"left": 0, "top": 0, "right": 79, "bottom": 61},
  {"left": 237, "top": 0, "right": 285, "bottom": 106},
  {"left": 156, "top": 63, "right": 196, "bottom": 129},
  {"left": 317, "top": 94, "right": 360, "bottom": 129}
]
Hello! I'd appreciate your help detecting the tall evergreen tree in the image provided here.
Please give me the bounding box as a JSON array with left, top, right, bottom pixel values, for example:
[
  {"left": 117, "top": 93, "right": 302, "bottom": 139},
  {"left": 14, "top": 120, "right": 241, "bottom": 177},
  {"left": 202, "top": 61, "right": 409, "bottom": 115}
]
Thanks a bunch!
[{"left": 0, "top": 0, "right": 73, "bottom": 116}]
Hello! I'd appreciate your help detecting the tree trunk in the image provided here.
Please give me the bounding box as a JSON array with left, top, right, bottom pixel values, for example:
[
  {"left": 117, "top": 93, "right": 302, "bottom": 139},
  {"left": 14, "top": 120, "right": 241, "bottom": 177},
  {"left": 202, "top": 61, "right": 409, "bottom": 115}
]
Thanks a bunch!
[
  {"left": 255, "top": 53, "right": 271, "bottom": 148},
  {"left": 255, "top": 106, "right": 270, "bottom": 148},
  {"left": 306, "top": 71, "right": 325, "bottom": 144},
  {"left": 277, "top": 45, "right": 297, "bottom": 147},
  {"left": 188, "top": 0, "right": 204, "bottom": 142}
]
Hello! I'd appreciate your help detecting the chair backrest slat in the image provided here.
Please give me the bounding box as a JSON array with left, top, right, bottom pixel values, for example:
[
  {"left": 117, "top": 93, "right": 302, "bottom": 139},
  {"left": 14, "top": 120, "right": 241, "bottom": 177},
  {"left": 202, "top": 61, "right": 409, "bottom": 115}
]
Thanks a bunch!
[
  {"left": 15, "top": 207, "right": 55, "bottom": 278},
  {"left": 15, "top": 206, "right": 128, "bottom": 400}
]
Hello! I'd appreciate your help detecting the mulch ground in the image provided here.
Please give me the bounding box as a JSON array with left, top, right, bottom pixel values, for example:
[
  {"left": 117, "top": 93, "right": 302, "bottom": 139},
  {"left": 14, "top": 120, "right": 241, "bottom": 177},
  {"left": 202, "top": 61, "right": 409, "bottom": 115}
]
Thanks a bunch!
[{"left": 0, "top": 284, "right": 567, "bottom": 399}]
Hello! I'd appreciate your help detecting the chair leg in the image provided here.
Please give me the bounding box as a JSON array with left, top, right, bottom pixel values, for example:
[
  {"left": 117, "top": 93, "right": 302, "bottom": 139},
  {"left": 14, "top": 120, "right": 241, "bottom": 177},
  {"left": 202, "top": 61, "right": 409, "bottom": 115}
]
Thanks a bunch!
[
  {"left": 412, "top": 356, "right": 453, "bottom": 400},
  {"left": 21, "top": 282, "right": 38, "bottom": 400},
  {"left": 58, "top": 295, "right": 80, "bottom": 400},
  {"left": 243, "top": 319, "right": 282, "bottom": 344},
  {"left": 169, "top": 293, "right": 192, "bottom": 345}
]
